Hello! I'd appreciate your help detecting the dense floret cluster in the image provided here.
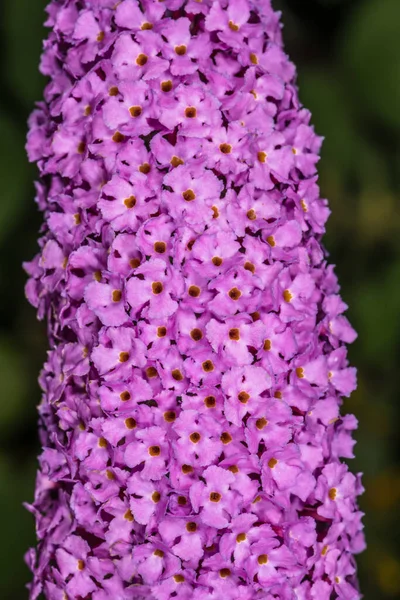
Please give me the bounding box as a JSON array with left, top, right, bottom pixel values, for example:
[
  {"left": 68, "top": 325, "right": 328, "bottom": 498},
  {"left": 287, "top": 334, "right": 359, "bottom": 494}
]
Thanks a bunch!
[{"left": 25, "top": 0, "right": 365, "bottom": 598}]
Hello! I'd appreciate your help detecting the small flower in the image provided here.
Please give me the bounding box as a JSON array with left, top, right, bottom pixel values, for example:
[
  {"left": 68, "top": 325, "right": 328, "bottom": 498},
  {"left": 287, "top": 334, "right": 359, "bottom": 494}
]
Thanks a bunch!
[
  {"left": 126, "top": 258, "right": 182, "bottom": 319},
  {"left": 125, "top": 426, "right": 169, "bottom": 481},
  {"left": 173, "top": 409, "right": 222, "bottom": 468},
  {"left": 190, "top": 465, "right": 238, "bottom": 529}
]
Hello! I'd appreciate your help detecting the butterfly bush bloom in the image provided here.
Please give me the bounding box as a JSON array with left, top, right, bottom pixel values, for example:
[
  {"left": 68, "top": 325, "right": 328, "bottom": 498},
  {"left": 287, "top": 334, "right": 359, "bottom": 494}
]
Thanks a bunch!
[{"left": 24, "top": 0, "right": 365, "bottom": 598}]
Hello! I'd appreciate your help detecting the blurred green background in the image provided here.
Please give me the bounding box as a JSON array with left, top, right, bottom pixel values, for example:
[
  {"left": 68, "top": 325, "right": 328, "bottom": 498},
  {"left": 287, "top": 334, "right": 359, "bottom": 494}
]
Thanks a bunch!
[{"left": 0, "top": 0, "right": 399, "bottom": 598}]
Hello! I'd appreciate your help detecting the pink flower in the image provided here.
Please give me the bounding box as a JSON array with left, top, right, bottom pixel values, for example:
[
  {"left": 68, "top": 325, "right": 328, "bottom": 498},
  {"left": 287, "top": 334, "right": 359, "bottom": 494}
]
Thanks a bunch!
[{"left": 25, "top": 1, "right": 363, "bottom": 597}]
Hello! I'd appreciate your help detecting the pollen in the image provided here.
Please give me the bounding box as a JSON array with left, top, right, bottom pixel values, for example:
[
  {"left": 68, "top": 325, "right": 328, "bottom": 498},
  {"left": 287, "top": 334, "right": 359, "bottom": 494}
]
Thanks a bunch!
[
  {"left": 84, "top": 105, "right": 91, "bottom": 116},
  {"left": 77, "top": 141, "right": 86, "bottom": 154},
  {"left": 238, "top": 391, "right": 250, "bottom": 404},
  {"left": 209, "top": 491, "right": 221, "bottom": 503},
  {"left": 268, "top": 458, "right": 278, "bottom": 469},
  {"left": 204, "top": 395, "right": 216, "bottom": 408},
  {"left": 129, "top": 105, "right": 142, "bottom": 118},
  {"left": 296, "top": 367, "right": 305, "bottom": 379},
  {"left": 77, "top": 559, "right": 85, "bottom": 571},
  {"left": 171, "top": 155, "right": 184, "bottom": 167},
  {"left": 329, "top": 487, "right": 337, "bottom": 500},
  {"left": 119, "top": 352, "right": 130, "bottom": 363},
  {"left": 247, "top": 208, "right": 257, "bottom": 220},
  {"left": 161, "top": 80, "right": 173, "bottom": 92},
  {"left": 146, "top": 366, "right": 158, "bottom": 378},
  {"left": 171, "top": 369, "right": 183, "bottom": 381},
  {"left": 228, "top": 20, "right": 239, "bottom": 31},
  {"left": 175, "top": 45, "right": 187, "bottom": 55},
  {"left": 136, "top": 53, "right": 148, "bottom": 66},
  {"left": 257, "top": 151, "right": 267, "bottom": 163},
  {"left": 258, "top": 554, "right": 268, "bottom": 565},
  {"left": 212, "top": 256, "right": 223, "bottom": 266},
  {"left": 244, "top": 261, "right": 255, "bottom": 273},
  {"left": 112, "top": 289, "right": 122, "bottom": 302},
  {"left": 301, "top": 199, "right": 308, "bottom": 212},
  {"left": 228, "top": 465, "right": 239, "bottom": 473},
  {"left": 256, "top": 417, "right": 268, "bottom": 430},
  {"left": 189, "top": 432, "right": 201, "bottom": 443},
  {"left": 185, "top": 106, "right": 197, "bottom": 118},
  {"left": 202, "top": 360, "right": 214, "bottom": 372},
  {"left": 236, "top": 533, "right": 247, "bottom": 543},
  {"left": 186, "top": 522, "right": 197, "bottom": 532},
  {"left": 188, "top": 285, "right": 201, "bottom": 297},
  {"left": 74, "top": 213, "right": 81, "bottom": 225},
  {"left": 182, "top": 189, "right": 196, "bottom": 201},
  {"left": 212, "top": 205, "right": 219, "bottom": 218},
  {"left": 124, "top": 195, "right": 136, "bottom": 208},
  {"left": 174, "top": 574, "right": 185, "bottom": 583},
  {"left": 152, "top": 281, "right": 163, "bottom": 294},
  {"left": 182, "top": 464, "right": 193, "bottom": 474},
  {"left": 164, "top": 411, "right": 176, "bottom": 422},
  {"left": 274, "top": 391, "right": 283, "bottom": 399},
  {"left": 112, "top": 131, "right": 126, "bottom": 143},
  {"left": 283, "top": 289, "right": 293, "bottom": 302},
  {"left": 98, "top": 437, "right": 107, "bottom": 448},
  {"left": 219, "top": 568, "right": 231, "bottom": 578},
  {"left": 250, "top": 53, "right": 258, "bottom": 64},
  {"left": 152, "top": 491, "right": 161, "bottom": 503},
  {"left": 141, "top": 22, "right": 153, "bottom": 30},
  {"left": 221, "top": 432, "right": 232, "bottom": 444},
  {"left": 266, "top": 235, "right": 276, "bottom": 247},
  {"left": 149, "top": 445, "right": 161, "bottom": 457},
  {"left": 154, "top": 549, "right": 164, "bottom": 558},
  {"left": 190, "top": 328, "right": 203, "bottom": 341},
  {"left": 228, "top": 287, "right": 242, "bottom": 300},
  {"left": 219, "top": 143, "right": 232, "bottom": 154},
  {"left": 157, "top": 326, "right": 167, "bottom": 337},
  {"left": 129, "top": 258, "right": 140, "bottom": 269},
  {"left": 321, "top": 545, "right": 328, "bottom": 556},
  {"left": 139, "top": 162, "right": 151, "bottom": 174},
  {"left": 97, "top": 31, "right": 105, "bottom": 42},
  {"left": 109, "top": 86, "right": 119, "bottom": 96},
  {"left": 124, "top": 509, "right": 134, "bottom": 521},
  {"left": 154, "top": 241, "right": 167, "bottom": 254},
  {"left": 264, "top": 339, "right": 272, "bottom": 351},
  {"left": 178, "top": 496, "right": 187, "bottom": 506},
  {"left": 125, "top": 417, "right": 136, "bottom": 429},
  {"left": 229, "top": 328, "right": 240, "bottom": 340}
]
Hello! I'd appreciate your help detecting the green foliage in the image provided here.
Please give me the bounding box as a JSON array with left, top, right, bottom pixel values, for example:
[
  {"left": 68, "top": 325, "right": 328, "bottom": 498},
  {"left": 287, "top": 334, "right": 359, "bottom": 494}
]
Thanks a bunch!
[
  {"left": 0, "top": 116, "right": 30, "bottom": 245},
  {"left": 3, "top": 0, "right": 48, "bottom": 108},
  {"left": 340, "top": 0, "right": 400, "bottom": 130}
]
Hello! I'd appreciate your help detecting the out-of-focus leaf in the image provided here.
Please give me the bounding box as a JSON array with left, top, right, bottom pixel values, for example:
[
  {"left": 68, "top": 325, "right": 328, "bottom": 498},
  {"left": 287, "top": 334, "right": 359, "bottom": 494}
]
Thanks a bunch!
[
  {"left": 0, "top": 115, "right": 30, "bottom": 243},
  {"left": 4, "top": 0, "right": 48, "bottom": 109},
  {"left": 0, "top": 455, "right": 36, "bottom": 600},
  {"left": 298, "top": 68, "right": 361, "bottom": 177},
  {"left": 0, "top": 336, "right": 28, "bottom": 428},
  {"left": 358, "top": 190, "right": 398, "bottom": 242},
  {"left": 353, "top": 261, "right": 400, "bottom": 366},
  {"left": 339, "top": 0, "right": 400, "bottom": 129}
]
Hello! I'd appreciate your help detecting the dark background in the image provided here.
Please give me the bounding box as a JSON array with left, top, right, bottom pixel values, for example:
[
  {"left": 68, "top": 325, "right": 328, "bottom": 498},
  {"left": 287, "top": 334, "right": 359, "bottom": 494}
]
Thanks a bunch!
[{"left": 0, "top": 0, "right": 399, "bottom": 598}]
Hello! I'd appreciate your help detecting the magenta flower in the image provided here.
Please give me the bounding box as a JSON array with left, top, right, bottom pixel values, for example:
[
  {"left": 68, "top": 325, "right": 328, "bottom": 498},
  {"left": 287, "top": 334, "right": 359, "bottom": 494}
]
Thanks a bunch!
[{"left": 25, "top": 0, "right": 364, "bottom": 598}]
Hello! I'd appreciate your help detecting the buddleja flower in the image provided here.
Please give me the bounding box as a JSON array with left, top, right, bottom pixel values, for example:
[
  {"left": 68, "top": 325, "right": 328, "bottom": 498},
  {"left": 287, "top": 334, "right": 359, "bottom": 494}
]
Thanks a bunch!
[{"left": 24, "top": 1, "right": 365, "bottom": 598}]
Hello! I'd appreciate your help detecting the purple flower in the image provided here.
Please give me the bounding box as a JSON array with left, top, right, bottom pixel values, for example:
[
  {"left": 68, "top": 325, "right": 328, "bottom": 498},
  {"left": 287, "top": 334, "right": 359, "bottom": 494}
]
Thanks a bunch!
[{"left": 25, "top": 0, "right": 364, "bottom": 598}]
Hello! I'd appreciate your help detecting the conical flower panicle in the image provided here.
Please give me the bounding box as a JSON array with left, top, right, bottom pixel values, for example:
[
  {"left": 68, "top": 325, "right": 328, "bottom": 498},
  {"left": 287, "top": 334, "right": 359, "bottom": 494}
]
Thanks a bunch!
[{"left": 25, "top": 0, "right": 365, "bottom": 598}]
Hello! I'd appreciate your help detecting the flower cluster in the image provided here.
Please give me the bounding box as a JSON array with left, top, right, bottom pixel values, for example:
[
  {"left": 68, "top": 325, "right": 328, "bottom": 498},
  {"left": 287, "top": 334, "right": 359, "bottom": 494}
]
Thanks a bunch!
[{"left": 25, "top": 0, "right": 365, "bottom": 598}]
